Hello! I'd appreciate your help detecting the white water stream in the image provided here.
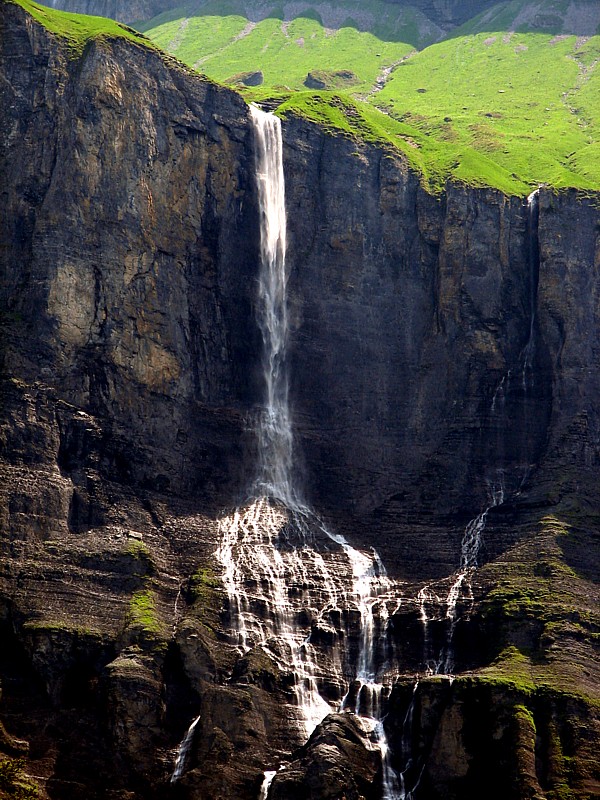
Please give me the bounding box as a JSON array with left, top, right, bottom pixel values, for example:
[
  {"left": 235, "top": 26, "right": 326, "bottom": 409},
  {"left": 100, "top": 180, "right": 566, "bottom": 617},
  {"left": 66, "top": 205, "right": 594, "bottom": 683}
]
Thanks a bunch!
[
  {"left": 170, "top": 714, "right": 201, "bottom": 783},
  {"left": 521, "top": 189, "right": 540, "bottom": 388}
]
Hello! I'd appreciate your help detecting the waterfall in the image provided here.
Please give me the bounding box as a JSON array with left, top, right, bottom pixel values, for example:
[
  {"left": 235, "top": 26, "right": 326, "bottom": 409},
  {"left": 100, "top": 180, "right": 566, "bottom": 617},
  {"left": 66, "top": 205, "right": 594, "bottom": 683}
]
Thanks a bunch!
[
  {"left": 522, "top": 188, "right": 540, "bottom": 388},
  {"left": 250, "top": 104, "right": 295, "bottom": 507},
  {"left": 415, "top": 476, "right": 505, "bottom": 679},
  {"left": 441, "top": 478, "right": 504, "bottom": 673},
  {"left": 174, "top": 104, "right": 524, "bottom": 800},
  {"left": 212, "top": 105, "right": 403, "bottom": 797},
  {"left": 171, "top": 715, "right": 201, "bottom": 783},
  {"left": 259, "top": 770, "right": 277, "bottom": 800}
]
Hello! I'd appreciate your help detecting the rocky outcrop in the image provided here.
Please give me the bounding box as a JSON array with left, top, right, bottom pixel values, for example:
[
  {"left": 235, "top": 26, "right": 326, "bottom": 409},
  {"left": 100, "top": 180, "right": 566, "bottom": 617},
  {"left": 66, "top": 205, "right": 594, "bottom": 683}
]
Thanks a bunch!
[
  {"left": 269, "top": 713, "right": 382, "bottom": 800},
  {"left": 386, "top": 677, "right": 600, "bottom": 800},
  {"left": 1, "top": 3, "right": 599, "bottom": 800}
]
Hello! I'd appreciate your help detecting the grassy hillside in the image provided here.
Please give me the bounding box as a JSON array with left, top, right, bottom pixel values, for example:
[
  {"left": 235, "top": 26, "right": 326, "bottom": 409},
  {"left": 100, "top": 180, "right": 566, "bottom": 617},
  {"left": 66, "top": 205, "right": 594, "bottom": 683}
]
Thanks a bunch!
[
  {"left": 138, "top": 0, "right": 600, "bottom": 194},
  {"left": 136, "top": 0, "right": 428, "bottom": 95},
  {"left": 4, "top": 0, "right": 155, "bottom": 55},
  {"left": 375, "top": 30, "right": 600, "bottom": 190}
]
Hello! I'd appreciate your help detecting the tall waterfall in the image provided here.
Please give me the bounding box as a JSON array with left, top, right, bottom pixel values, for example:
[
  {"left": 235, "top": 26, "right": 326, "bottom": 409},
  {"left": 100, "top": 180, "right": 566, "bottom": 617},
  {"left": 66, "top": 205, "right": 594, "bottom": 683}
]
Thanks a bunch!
[
  {"left": 213, "top": 105, "right": 402, "bottom": 796},
  {"left": 250, "top": 105, "right": 295, "bottom": 506}
]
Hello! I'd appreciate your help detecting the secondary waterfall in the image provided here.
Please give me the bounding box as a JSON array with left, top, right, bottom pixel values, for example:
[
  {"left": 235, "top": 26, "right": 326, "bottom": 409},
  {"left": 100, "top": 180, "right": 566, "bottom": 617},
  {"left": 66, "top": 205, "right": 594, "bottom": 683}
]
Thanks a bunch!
[
  {"left": 170, "top": 715, "right": 200, "bottom": 783},
  {"left": 522, "top": 189, "right": 540, "bottom": 388}
]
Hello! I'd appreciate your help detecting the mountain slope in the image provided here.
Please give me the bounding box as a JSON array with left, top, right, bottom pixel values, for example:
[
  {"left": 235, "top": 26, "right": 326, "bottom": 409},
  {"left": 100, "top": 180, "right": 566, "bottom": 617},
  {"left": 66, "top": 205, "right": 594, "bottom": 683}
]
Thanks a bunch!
[{"left": 136, "top": 0, "right": 600, "bottom": 192}]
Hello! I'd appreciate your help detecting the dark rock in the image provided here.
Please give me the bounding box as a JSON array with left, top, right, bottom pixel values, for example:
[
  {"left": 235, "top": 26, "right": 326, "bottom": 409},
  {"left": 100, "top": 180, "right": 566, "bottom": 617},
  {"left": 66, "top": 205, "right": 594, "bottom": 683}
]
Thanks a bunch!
[
  {"left": 304, "top": 70, "right": 360, "bottom": 90},
  {"left": 228, "top": 70, "right": 264, "bottom": 87},
  {"left": 269, "top": 713, "right": 381, "bottom": 800},
  {"left": 386, "top": 677, "right": 600, "bottom": 800},
  {"left": 304, "top": 72, "right": 326, "bottom": 89}
]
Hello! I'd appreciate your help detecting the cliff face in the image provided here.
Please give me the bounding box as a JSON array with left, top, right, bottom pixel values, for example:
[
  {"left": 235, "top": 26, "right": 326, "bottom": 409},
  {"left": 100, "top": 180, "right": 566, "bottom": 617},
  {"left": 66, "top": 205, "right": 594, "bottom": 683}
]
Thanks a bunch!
[
  {"left": 282, "top": 118, "right": 555, "bottom": 575},
  {"left": 1, "top": 1, "right": 262, "bottom": 508},
  {"left": 0, "top": 4, "right": 599, "bottom": 800}
]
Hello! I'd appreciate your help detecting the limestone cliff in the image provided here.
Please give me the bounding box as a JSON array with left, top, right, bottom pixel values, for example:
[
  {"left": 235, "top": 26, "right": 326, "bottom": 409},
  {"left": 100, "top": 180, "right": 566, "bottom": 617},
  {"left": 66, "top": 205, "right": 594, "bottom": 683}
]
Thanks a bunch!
[{"left": 0, "top": 3, "right": 598, "bottom": 800}]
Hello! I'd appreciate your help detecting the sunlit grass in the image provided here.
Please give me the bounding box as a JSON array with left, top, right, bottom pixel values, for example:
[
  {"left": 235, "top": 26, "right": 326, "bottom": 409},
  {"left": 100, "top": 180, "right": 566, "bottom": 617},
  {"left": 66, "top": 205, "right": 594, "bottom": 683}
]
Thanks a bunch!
[{"left": 7, "top": 0, "right": 155, "bottom": 55}]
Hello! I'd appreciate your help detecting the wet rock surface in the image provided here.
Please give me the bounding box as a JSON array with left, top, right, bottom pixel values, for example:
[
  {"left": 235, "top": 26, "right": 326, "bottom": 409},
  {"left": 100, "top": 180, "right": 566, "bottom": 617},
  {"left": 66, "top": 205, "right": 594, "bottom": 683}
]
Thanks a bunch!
[{"left": 0, "top": 5, "right": 599, "bottom": 800}]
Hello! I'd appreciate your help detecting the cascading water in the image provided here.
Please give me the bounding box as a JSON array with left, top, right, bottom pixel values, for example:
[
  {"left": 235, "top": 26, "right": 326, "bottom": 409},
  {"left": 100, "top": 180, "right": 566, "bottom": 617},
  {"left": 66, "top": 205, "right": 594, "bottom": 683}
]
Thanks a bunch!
[
  {"left": 212, "top": 104, "right": 403, "bottom": 797},
  {"left": 441, "top": 477, "right": 504, "bottom": 673},
  {"left": 171, "top": 103, "right": 529, "bottom": 800},
  {"left": 250, "top": 105, "right": 296, "bottom": 507},
  {"left": 171, "top": 715, "right": 201, "bottom": 783},
  {"left": 259, "top": 771, "right": 277, "bottom": 800}
]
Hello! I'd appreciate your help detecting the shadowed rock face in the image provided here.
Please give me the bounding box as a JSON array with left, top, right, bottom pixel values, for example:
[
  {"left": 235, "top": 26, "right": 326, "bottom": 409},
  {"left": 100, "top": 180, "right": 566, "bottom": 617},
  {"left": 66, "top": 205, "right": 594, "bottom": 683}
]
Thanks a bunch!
[
  {"left": 0, "top": 5, "right": 599, "bottom": 800},
  {"left": 282, "top": 118, "right": 558, "bottom": 577},
  {"left": 1, "top": 2, "right": 262, "bottom": 509},
  {"left": 33, "top": 0, "right": 500, "bottom": 26}
]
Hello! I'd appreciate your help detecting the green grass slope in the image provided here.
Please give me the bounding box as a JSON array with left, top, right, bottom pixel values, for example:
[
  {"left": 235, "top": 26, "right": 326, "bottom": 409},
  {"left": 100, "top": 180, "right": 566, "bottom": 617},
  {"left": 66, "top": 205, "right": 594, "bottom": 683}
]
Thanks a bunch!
[
  {"left": 136, "top": 0, "right": 428, "bottom": 94},
  {"left": 138, "top": 0, "right": 600, "bottom": 194},
  {"left": 375, "top": 30, "right": 600, "bottom": 190},
  {"left": 4, "top": 0, "right": 155, "bottom": 55}
]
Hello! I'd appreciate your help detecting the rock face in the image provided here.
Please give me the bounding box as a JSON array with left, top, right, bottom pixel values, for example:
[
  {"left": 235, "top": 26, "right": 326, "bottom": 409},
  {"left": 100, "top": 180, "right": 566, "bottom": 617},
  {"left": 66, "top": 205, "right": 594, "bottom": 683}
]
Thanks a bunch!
[
  {"left": 0, "top": 4, "right": 599, "bottom": 800},
  {"left": 269, "top": 714, "right": 382, "bottom": 800},
  {"left": 282, "top": 117, "right": 554, "bottom": 576},
  {"left": 35, "top": 0, "right": 180, "bottom": 24},
  {"left": 1, "top": 0, "right": 261, "bottom": 508},
  {"left": 34, "top": 0, "right": 500, "bottom": 28}
]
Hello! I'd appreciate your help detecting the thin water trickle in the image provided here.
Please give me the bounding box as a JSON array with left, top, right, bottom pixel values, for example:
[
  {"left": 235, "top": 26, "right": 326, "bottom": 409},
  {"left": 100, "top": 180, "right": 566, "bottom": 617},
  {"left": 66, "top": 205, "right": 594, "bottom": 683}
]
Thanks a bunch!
[
  {"left": 440, "top": 477, "right": 504, "bottom": 675},
  {"left": 259, "top": 770, "right": 277, "bottom": 800},
  {"left": 171, "top": 715, "right": 200, "bottom": 783}
]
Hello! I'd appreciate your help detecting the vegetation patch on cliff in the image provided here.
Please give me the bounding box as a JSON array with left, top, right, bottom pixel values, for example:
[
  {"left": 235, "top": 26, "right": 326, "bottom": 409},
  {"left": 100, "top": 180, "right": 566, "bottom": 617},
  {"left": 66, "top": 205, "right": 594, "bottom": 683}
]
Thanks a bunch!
[
  {"left": 0, "top": 758, "right": 38, "bottom": 800},
  {"left": 476, "top": 514, "right": 600, "bottom": 702},
  {"left": 125, "top": 588, "right": 168, "bottom": 651}
]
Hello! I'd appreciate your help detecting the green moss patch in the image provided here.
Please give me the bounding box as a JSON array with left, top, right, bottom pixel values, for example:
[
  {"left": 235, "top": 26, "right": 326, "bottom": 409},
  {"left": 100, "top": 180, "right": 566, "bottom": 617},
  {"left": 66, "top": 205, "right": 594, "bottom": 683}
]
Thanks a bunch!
[
  {"left": 0, "top": 759, "right": 38, "bottom": 800},
  {"left": 128, "top": 589, "right": 163, "bottom": 634},
  {"left": 475, "top": 514, "right": 600, "bottom": 702},
  {"left": 125, "top": 589, "right": 168, "bottom": 653}
]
